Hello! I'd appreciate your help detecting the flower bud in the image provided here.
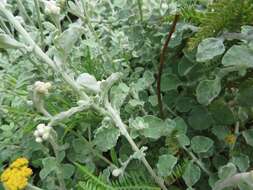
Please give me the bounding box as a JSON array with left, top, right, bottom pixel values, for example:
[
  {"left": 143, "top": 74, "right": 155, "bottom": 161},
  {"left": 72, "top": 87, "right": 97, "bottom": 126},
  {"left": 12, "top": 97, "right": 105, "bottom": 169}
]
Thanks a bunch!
[
  {"left": 44, "top": 0, "right": 60, "bottom": 15},
  {"left": 112, "top": 168, "right": 123, "bottom": 177},
  {"left": 42, "top": 133, "right": 50, "bottom": 140},
  {"left": 34, "top": 81, "right": 52, "bottom": 94},
  {"left": 35, "top": 137, "right": 43, "bottom": 143}
]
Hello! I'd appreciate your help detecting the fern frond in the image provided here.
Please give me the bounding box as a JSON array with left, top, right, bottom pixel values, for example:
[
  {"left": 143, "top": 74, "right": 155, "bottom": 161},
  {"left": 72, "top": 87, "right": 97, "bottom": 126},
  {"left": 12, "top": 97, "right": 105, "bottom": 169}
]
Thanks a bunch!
[
  {"left": 75, "top": 163, "right": 161, "bottom": 190},
  {"left": 75, "top": 162, "right": 115, "bottom": 190},
  {"left": 166, "top": 160, "right": 187, "bottom": 185},
  {"left": 188, "top": 0, "right": 253, "bottom": 49},
  {"left": 112, "top": 172, "right": 160, "bottom": 190}
]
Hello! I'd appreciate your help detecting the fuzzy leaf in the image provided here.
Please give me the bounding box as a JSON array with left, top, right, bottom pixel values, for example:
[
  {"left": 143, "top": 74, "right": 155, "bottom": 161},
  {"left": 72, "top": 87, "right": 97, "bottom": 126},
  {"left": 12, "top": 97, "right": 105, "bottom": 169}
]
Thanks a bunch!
[
  {"left": 183, "top": 162, "right": 201, "bottom": 187},
  {"left": 242, "top": 129, "right": 253, "bottom": 147},
  {"left": 196, "top": 77, "right": 221, "bottom": 105},
  {"left": 94, "top": 125, "right": 120, "bottom": 152},
  {"left": 157, "top": 154, "right": 178, "bottom": 177},
  {"left": 196, "top": 38, "right": 225, "bottom": 62},
  {"left": 191, "top": 136, "right": 214, "bottom": 154},
  {"left": 222, "top": 45, "right": 253, "bottom": 68}
]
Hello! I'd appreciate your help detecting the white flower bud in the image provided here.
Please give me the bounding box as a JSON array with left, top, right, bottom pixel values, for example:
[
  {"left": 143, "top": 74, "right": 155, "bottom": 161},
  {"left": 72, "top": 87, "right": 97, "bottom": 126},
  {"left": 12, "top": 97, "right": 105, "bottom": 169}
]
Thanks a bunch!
[
  {"left": 112, "top": 168, "right": 123, "bottom": 177},
  {"left": 44, "top": 0, "right": 60, "bottom": 15},
  {"left": 33, "top": 130, "right": 39, "bottom": 137},
  {"left": 35, "top": 137, "right": 43, "bottom": 143},
  {"left": 34, "top": 81, "right": 52, "bottom": 94},
  {"left": 37, "top": 123, "right": 46, "bottom": 131},
  {"left": 42, "top": 133, "right": 50, "bottom": 140},
  {"left": 43, "top": 125, "right": 51, "bottom": 133}
]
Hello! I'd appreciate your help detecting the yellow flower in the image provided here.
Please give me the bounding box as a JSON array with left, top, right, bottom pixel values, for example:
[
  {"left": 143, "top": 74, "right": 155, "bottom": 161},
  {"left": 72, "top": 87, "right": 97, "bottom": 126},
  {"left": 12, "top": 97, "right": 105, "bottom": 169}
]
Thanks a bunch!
[
  {"left": 0, "top": 157, "right": 33, "bottom": 190},
  {"left": 225, "top": 134, "right": 237, "bottom": 145},
  {"left": 10, "top": 158, "right": 29, "bottom": 169}
]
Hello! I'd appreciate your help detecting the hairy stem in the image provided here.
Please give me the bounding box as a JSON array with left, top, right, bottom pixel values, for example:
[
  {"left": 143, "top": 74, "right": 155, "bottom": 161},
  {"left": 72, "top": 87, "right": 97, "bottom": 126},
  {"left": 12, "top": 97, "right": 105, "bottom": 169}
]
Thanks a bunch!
[
  {"left": 27, "top": 184, "right": 44, "bottom": 190},
  {"left": 33, "top": 0, "right": 44, "bottom": 46},
  {"left": 137, "top": 0, "right": 143, "bottom": 22},
  {"left": 157, "top": 14, "right": 180, "bottom": 119},
  {"left": 0, "top": 4, "right": 89, "bottom": 101},
  {"left": 184, "top": 147, "right": 211, "bottom": 175},
  {"left": 105, "top": 100, "right": 167, "bottom": 190},
  {"left": 48, "top": 137, "right": 67, "bottom": 190},
  {"left": 213, "top": 171, "right": 253, "bottom": 190}
]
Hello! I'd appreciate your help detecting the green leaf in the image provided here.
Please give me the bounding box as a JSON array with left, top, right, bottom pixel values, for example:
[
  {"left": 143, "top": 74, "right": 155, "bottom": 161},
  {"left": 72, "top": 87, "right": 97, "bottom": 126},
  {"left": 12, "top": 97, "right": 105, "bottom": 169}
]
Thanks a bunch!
[
  {"left": 62, "top": 163, "right": 75, "bottom": 179},
  {"left": 0, "top": 34, "right": 26, "bottom": 49},
  {"left": 94, "top": 125, "right": 121, "bottom": 152},
  {"left": 157, "top": 154, "right": 178, "bottom": 177},
  {"left": 222, "top": 45, "right": 253, "bottom": 68},
  {"left": 209, "top": 100, "right": 234, "bottom": 125},
  {"left": 218, "top": 162, "right": 237, "bottom": 179},
  {"left": 196, "top": 77, "right": 221, "bottom": 105},
  {"left": 242, "top": 129, "right": 253, "bottom": 147},
  {"left": 232, "top": 154, "right": 249, "bottom": 172},
  {"left": 183, "top": 162, "right": 201, "bottom": 187},
  {"left": 188, "top": 106, "right": 212, "bottom": 130},
  {"left": 110, "top": 83, "right": 129, "bottom": 110},
  {"left": 39, "top": 157, "right": 58, "bottom": 179},
  {"left": 196, "top": 38, "right": 225, "bottom": 62},
  {"left": 191, "top": 136, "right": 214, "bottom": 154},
  {"left": 54, "top": 23, "right": 84, "bottom": 55},
  {"left": 237, "top": 80, "right": 253, "bottom": 107},
  {"left": 161, "top": 74, "right": 181, "bottom": 92},
  {"left": 141, "top": 116, "right": 176, "bottom": 139}
]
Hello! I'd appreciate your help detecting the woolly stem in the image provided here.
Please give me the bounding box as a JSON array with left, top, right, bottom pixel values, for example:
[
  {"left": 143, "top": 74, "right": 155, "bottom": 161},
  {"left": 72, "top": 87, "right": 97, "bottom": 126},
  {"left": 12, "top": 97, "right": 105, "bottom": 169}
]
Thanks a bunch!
[
  {"left": 27, "top": 184, "right": 44, "bottom": 190},
  {"left": 48, "top": 136, "right": 67, "bottom": 190},
  {"left": 184, "top": 147, "right": 211, "bottom": 175},
  {"left": 33, "top": 0, "right": 44, "bottom": 46},
  {"left": 137, "top": 0, "right": 143, "bottom": 22},
  {"left": 213, "top": 171, "right": 253, "bottom": 190},
  {"left": 0, "top": 4, "right": 89, "bottom": 101},
  {"left": 104, "top": 99, "right": 168, "bottom": 190}
]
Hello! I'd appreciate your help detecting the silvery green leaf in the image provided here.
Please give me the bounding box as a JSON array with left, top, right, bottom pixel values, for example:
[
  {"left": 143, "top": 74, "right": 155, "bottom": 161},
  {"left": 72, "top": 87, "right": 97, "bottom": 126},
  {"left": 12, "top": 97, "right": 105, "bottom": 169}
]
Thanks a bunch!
[
  {"left": 232, "top": 154, "right": 249, "bottom": 172},
  {"left": 196, "top": 37, "right": 225, "bottom": 62},
  {"left": 222, "top": 45, "right": 253, "bottom": 68},
  {"left": 183, "top": 162, "right": 201, "bottom": 187},
  {"left": 161, "top": 74, "right": 181, "bottom": 92},
  {"left": 54, "top": 23, "right": 84, "bottom": 55},
  {"left": 128, "top": 99, "right": 144, "bottom": 107},
  {"left": 241, "top": 25, "right": 253, "bottom": 36},
  {"left": 68, "top": 1, "right": 83, "bottom": 18},
  {"left": 0, "top": 34, "right": 26, "bottom": 49},
  {"left": 140, "top": 116, "right": 176, "bottom": 139},
  {"left": 191, "top": 136, "right": 214, "bottom": 154},
  {"left": 157, "top": 154, "right": 178, "bottom": 177},
  {"left": 76, "top": 73, "right": 100, "bottom": 93},
  {"left": 62, "top": 163, "right": 75, "bottom": 179},
  {"left": 242, "top": 129, "right": 253, "bottom": 147},
  {"left": 130, "top": 117, "right": 148, "bottom": 130},
  {"left": 196, "top": 77, "right": 221, "bottom": 105},
  {"left": 110, "top": 83, "right": 129, "bottom": 110},
  {"left": 39, "top": 157, "right": 58, "bottom": 179},
  {"left": 218, "top": 163, "right": 237, "bottom": 179},
  {"left": 94, "top": 124, "right": 120, "bottom": 152}
]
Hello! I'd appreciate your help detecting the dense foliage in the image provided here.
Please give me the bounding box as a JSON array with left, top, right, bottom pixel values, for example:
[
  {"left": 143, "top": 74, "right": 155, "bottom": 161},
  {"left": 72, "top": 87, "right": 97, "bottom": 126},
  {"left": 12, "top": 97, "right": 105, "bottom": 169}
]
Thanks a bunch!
[{"left": 1, "top": 0, "right": 253, "bottom": 190}]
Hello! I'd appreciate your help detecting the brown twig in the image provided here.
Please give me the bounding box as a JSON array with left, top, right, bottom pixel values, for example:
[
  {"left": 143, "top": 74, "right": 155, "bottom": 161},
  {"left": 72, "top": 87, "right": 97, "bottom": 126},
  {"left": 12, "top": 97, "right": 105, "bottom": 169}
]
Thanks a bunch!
[{"left": 157, "top": 14, "right": 180, "bottom": 119}]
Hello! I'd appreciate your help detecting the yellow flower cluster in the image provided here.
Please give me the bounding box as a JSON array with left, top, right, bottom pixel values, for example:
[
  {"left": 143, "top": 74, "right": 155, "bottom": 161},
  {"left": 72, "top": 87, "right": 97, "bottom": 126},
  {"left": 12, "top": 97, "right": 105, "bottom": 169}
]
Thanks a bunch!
[
  {"left": 225, "top": 134, "right": 237, "bottom": 145},
  {"left": 1, "top": 158, "right": 33, "bottom": 190}
]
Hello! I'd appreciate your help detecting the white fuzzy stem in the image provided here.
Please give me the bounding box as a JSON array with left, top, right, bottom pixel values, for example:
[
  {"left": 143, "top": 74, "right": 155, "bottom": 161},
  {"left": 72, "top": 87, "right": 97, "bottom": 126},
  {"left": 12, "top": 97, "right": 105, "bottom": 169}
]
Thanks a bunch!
[
  {"left": 213, "top": 171, "right": 253, "bottom": 190},
  {"left": 105, "top": 100, "right": 167, "bottom": 190},
  {"left": 0, "top": 4, "right": 89, "bottom": 101}
]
